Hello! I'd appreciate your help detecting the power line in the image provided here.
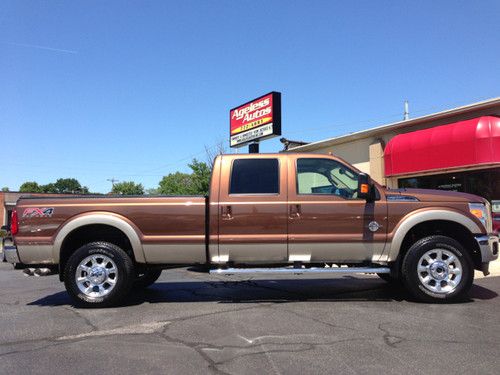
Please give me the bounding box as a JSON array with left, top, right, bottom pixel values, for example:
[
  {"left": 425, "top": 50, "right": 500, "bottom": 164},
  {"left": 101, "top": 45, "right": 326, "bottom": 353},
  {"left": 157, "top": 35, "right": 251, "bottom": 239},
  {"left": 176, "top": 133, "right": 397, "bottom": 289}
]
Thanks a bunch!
[
  {"left": 131, "top": 139, "right": 229, "bottom": 175},
  {"left": 285, "top": 95, "right": 498, "bottom": 138}
]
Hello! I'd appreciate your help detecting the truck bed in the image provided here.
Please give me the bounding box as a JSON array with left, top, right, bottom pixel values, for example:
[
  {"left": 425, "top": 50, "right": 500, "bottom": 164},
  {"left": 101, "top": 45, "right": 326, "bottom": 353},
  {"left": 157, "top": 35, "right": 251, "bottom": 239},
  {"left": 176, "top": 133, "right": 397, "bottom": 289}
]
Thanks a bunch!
[{"left": 14, "top": 195, "right": 207, "bottom": 264}]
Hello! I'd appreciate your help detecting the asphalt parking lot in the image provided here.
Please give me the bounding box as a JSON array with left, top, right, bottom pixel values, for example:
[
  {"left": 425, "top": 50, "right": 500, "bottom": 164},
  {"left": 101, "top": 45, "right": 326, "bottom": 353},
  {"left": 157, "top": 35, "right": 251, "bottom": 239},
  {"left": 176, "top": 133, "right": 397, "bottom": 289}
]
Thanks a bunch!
[{"left": 0, "top": 262, "right": 499, "bottom": 375}]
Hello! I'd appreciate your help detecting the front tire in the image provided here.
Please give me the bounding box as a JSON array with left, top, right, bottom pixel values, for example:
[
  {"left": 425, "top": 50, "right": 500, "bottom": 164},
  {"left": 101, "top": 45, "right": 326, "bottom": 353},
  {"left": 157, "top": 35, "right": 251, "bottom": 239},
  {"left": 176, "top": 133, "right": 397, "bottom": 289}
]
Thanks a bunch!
[
  {"left": 402, "top": 235, "right": 473, "bottom": 303},
  {"left": 64, "top": 242, "right": 135, "bottom": 307}
]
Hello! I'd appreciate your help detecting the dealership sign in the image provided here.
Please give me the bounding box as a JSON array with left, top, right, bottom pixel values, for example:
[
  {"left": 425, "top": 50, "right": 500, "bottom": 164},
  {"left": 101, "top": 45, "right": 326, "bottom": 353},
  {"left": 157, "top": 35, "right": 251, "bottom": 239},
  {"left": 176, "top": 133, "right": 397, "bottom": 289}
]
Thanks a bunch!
[{"left": 230, "top": 92, "right": 281, "bottom": 148}]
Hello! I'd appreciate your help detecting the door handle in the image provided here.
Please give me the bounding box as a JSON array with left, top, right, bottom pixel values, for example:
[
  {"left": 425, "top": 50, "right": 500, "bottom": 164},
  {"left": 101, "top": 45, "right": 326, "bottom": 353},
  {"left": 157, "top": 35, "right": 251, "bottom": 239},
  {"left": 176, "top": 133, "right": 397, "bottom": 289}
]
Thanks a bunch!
[
  {"left": 289, "top": 204, "right": 301, "bottom": 219},
  {"left": 221, "top": 205, "right": 233, "bottom": 220}
]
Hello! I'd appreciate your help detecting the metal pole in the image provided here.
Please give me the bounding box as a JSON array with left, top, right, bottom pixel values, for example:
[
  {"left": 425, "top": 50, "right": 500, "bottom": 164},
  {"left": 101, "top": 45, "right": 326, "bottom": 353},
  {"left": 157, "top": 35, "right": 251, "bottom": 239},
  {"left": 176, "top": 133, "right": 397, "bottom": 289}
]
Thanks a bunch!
[
  {"left": 404, "top": 100, "right": 410, "bottom": 120},
  {"left": 249, "top": 142, "right": 259, "bottom": 153}
]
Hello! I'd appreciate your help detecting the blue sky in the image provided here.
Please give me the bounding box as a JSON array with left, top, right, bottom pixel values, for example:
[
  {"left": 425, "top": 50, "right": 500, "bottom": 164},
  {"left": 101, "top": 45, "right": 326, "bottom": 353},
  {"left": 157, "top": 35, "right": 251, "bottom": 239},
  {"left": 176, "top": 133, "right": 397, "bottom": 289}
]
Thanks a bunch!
[{"left": 1, "top": 1, "right": 500, "bottom": 193}]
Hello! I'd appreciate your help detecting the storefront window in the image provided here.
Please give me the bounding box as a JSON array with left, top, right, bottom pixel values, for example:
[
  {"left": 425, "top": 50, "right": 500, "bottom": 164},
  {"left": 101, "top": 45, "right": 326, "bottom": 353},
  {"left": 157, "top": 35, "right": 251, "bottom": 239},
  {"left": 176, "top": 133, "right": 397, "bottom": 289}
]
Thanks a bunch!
[
  {"left": 6, "top": 209, "right": 12, "bottom": 227},
  {"left": 398, "top": 167, "right": 500, "bottom": 203}
]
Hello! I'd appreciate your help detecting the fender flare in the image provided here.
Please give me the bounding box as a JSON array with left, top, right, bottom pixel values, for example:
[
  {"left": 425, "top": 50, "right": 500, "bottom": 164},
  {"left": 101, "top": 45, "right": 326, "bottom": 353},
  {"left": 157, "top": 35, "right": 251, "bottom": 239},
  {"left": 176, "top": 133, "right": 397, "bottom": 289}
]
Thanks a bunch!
[
  {"left": 387, "top": 208, "right": 483, "bottom": 262},
  {"left": 53, "top": 212, "right": 146, "bottom": 263}
]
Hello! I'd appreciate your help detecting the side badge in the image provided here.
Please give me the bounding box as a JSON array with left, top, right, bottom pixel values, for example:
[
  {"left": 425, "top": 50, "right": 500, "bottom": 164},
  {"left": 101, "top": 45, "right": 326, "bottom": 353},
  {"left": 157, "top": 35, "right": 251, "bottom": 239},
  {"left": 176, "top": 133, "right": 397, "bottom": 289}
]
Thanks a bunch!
[
  {"left": 368, "top": 221, "right": 381, "bottom": 232},
  {"left": 22, "top": 207, "right": 55, "bottom": 218}
]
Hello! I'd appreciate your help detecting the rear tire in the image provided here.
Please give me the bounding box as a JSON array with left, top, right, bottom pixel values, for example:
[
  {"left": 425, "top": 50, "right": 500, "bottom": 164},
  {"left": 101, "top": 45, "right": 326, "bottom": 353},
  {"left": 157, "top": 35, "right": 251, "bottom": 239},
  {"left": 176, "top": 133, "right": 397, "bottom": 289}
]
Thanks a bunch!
[
  {"left": 64, "top": 242, "right": 135, "bottom": 308},
  {"left": 133, "top": 269, "right": 162, "bottom": 289},
  {"left": 377, "top": 273, "right": 399, "bottom": 284},
  {"left": 401, "top": 235, "right": 473, "bottom": 303}
]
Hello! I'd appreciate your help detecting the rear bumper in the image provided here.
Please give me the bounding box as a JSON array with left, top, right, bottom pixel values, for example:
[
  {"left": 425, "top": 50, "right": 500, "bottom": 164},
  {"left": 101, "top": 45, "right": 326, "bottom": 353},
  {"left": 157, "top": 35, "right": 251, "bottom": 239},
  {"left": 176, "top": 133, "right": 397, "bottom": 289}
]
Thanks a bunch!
[
  {"left": 3, "top": 240, "right": 21, "bottom": 264},
  {"left": 475, "top": 234, "right": 499, "bottom": 275}
]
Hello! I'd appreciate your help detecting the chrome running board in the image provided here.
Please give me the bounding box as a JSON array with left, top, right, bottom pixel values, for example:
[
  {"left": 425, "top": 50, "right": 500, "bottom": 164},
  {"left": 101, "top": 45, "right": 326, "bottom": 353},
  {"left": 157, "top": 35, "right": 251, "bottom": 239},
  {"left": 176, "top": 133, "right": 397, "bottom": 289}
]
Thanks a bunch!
[{"left": 210, "top": 266, "right": 390, "bottom": 276}]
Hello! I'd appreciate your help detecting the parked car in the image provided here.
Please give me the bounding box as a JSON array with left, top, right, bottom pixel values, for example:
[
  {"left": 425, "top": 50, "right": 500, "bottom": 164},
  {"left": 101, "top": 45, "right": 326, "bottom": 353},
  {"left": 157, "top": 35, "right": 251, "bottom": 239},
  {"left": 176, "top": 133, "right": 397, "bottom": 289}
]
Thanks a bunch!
[{"left": 5, "top": 153, "right": 499, "bottom": 307}]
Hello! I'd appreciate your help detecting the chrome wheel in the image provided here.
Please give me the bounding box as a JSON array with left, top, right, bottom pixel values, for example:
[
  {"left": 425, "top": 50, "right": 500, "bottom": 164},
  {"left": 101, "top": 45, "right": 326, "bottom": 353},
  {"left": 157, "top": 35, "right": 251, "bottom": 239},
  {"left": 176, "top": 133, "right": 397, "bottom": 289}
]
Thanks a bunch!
[
  {"left": 417, "top": 248, "right": 462, "bottom": 294},
  {"left": 75, "top": 254, "right": 118, "bottom": 299}
]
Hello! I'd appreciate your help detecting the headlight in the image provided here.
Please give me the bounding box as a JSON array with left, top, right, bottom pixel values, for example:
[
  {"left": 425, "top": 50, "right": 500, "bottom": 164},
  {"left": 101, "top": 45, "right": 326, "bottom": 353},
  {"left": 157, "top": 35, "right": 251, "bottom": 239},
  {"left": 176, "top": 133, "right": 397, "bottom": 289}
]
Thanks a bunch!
[{"left": 469, "top": 203, "right": 488, "bottom": 228}]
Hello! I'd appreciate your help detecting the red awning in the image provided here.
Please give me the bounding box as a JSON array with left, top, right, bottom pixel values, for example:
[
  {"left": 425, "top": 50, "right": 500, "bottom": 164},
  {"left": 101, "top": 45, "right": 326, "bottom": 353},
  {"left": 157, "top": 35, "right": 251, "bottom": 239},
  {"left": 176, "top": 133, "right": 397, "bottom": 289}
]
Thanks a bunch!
[{"left": 384, "top": 116, "right": 500, "bottom": 177}]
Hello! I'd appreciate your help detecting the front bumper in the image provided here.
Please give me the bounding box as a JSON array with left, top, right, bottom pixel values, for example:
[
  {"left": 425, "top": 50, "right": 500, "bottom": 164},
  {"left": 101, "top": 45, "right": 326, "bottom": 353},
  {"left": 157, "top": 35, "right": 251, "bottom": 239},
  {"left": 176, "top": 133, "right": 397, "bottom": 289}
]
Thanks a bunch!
[
  {"left": 475, "top": 234, "right": 499, "bottom": 275},
  {"left": 3, "top": 240, "right": 20, "bottom": 264}
]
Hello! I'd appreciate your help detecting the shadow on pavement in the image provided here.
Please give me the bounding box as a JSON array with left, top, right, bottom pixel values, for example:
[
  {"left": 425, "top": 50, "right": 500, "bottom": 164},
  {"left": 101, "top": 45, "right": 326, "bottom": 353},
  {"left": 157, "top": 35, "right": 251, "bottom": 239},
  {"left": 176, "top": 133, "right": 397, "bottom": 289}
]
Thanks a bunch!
[
  {"left": 469, "top": 282, "right": 499, "bottom": 300},
  {"left": 27, "top": 276, "right": 498, "bottom": 308}
]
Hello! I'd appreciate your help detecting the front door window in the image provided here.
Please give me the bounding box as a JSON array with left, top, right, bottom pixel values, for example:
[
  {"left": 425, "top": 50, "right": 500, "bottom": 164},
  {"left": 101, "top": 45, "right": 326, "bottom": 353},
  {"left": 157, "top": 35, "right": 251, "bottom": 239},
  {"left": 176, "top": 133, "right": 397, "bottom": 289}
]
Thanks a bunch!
[{"left": 296, "top": 158, "right": 360, "bottom": 199}]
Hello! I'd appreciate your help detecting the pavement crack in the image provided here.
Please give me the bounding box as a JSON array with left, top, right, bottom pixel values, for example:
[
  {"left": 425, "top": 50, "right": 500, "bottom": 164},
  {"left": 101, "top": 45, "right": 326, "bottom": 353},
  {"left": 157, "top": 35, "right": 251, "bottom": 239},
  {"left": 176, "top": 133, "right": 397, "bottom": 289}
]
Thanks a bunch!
[
  {"left": 158, "top": 320, "right": 368, "bottom": 373},
  {"left": 158, "top": 329, "right": 231, "bottom": 375},
  {"left": 0, "top": 321, "right": 169, "bottom": 355},
  {"left": 209, "top": 337, "right": 368, "bottom": 369},
  {"left": 167, "top": 302, "right": 273, "bottom": 325},
  {"left": 62, "top": 306, "right": 99, "bottom": 331},
  {"left": 378, "top": 323, "right": 405, "bottom": 348},
  {"left": 273, "top": 305, "right": 361, "bottom": 333},
  {"left": 0, "top": 340, "right": 70, "bottom": 358},
  {"left": 57, "top": 321, "right": 170, "bottom": 341}
]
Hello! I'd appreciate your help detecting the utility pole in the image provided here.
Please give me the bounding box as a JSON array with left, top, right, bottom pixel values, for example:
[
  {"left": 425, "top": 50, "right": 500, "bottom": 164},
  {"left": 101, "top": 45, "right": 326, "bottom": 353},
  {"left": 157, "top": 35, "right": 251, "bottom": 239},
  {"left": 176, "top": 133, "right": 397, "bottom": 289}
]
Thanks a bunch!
[
  {"left": 107, "top": 178, "right": 119, "bottom": 191},
  {"left": 404, "top": 100, "right": 410, "bottom": 120}
]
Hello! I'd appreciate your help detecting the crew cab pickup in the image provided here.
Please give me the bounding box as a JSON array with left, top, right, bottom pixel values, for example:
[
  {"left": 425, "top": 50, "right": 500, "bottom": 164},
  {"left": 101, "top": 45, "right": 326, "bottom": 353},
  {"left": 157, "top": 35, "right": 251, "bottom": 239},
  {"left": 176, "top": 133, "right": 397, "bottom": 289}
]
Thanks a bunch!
[{"left": 5, "top": 153, "right": 499, "bottom": 306}]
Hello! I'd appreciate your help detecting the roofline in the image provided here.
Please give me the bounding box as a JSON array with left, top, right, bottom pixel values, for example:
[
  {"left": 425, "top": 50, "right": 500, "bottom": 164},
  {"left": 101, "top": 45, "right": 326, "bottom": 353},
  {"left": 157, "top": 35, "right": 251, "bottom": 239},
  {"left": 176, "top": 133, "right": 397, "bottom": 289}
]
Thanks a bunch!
[{"left": 288, "top": 97, "right": 500, "bottom": 152}]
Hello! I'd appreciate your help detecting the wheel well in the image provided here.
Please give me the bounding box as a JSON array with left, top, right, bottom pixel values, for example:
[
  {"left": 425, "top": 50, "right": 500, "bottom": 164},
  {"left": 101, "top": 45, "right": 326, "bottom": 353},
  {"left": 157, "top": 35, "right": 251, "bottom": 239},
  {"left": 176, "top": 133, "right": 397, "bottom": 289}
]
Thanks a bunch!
[
  {"left": 396, "top": 220, "right": 481, "bottom": 272},
  {"left": 59, "top": 224, "right": 135, "bottom": 281}
]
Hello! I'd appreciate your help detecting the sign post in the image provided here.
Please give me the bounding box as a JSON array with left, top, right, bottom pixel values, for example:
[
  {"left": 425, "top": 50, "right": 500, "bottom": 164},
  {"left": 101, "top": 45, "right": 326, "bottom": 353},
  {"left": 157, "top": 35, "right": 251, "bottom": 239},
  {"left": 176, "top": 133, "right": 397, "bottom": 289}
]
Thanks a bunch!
[
  {"left": 248, "top": 142, "right": 259, "bottom": 154},
  {"left": 230, "top": 92, "right": 281, "bottom": 151}
]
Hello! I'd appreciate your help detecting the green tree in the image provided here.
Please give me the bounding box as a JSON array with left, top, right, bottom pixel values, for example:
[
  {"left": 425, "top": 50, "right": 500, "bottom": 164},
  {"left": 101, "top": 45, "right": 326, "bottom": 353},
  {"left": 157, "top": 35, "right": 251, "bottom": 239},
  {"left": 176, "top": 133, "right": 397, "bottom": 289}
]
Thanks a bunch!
[
  {"left": 158, "top": 172, "right": 194, "bottom": 195},
  {"left": 19, "top": 181, "right": 43, "bottom": 193},
  {"left": 52, "top": 178, "right": 89, "bottom": 193},
  {"left": 1, "top": 187, "right": 9, "bottom": 192},
  {"left": 19, "top": 179, "right": 89, "bottom": 194},
  {"left": 41, "top": 183, "right": 57, "bottom": 193},
  {"left": 112, "top": 181, "right": 144, "bottom": 195},
  {"left": 188, "top": 159, "right": 211, "bottom": 195},
  {"left": 158, "top": 159, "right": 212, "bottom": 195}
]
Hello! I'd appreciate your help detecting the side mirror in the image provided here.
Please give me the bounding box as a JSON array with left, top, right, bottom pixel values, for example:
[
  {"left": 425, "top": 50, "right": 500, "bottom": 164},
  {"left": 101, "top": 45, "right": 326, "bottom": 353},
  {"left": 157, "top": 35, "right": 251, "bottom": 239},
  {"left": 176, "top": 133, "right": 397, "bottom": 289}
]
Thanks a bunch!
[{"left": 357, "top": 173, "right": 374, "bottom": 202}]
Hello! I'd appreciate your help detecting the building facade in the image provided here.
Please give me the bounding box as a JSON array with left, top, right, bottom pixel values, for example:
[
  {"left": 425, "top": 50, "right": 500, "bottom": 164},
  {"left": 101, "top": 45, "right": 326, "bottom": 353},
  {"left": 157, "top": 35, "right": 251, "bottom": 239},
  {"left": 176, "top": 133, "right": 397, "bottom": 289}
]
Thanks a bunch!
[
  {"left": 1, "top": 192, "right": 21, "bottom": 228},
  {"left": 287, "top": 98, "right": 500, "bottom": 224}
]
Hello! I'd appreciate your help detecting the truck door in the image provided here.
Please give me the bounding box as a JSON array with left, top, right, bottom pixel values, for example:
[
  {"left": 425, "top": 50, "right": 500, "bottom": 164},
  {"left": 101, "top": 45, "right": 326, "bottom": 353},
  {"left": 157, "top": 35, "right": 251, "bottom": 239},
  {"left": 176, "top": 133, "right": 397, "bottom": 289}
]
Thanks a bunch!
[
  {"left": 287, "top": 156, "right": 387, "bottom": 263},
  {"left": 217, "top": 155, "right": 288, "bottom": 263}
]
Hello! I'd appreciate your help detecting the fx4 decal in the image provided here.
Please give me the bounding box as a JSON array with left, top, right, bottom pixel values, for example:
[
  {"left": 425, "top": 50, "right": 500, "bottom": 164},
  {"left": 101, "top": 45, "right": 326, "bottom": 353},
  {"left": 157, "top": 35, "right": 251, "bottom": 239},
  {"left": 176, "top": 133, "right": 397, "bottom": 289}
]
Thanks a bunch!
[{"left": 22, "top": 207, "right": 55, "bottom": 218}]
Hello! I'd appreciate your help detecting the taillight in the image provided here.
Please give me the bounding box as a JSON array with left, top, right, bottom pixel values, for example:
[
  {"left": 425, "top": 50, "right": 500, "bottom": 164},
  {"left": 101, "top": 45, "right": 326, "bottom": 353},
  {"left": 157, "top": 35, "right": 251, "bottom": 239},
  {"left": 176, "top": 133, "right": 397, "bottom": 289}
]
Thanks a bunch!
[{"left": 11, "top": 210, "right": 18, "bottom": 235}]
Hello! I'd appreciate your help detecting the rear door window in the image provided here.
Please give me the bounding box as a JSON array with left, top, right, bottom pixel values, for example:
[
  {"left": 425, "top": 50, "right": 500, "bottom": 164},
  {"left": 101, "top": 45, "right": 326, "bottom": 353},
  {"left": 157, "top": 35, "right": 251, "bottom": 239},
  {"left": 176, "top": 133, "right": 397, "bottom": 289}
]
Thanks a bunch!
[{"left": 230, "top": 159, "right": 279, "bottom": 194}]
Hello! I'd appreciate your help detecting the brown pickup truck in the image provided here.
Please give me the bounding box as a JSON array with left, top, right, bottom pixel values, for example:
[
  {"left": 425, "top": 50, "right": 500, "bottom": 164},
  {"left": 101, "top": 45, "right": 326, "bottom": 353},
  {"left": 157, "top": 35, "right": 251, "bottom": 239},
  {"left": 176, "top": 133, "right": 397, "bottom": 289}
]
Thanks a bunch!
[{"left": 5, "top": 153, "right": 499, "bottom": 307}]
